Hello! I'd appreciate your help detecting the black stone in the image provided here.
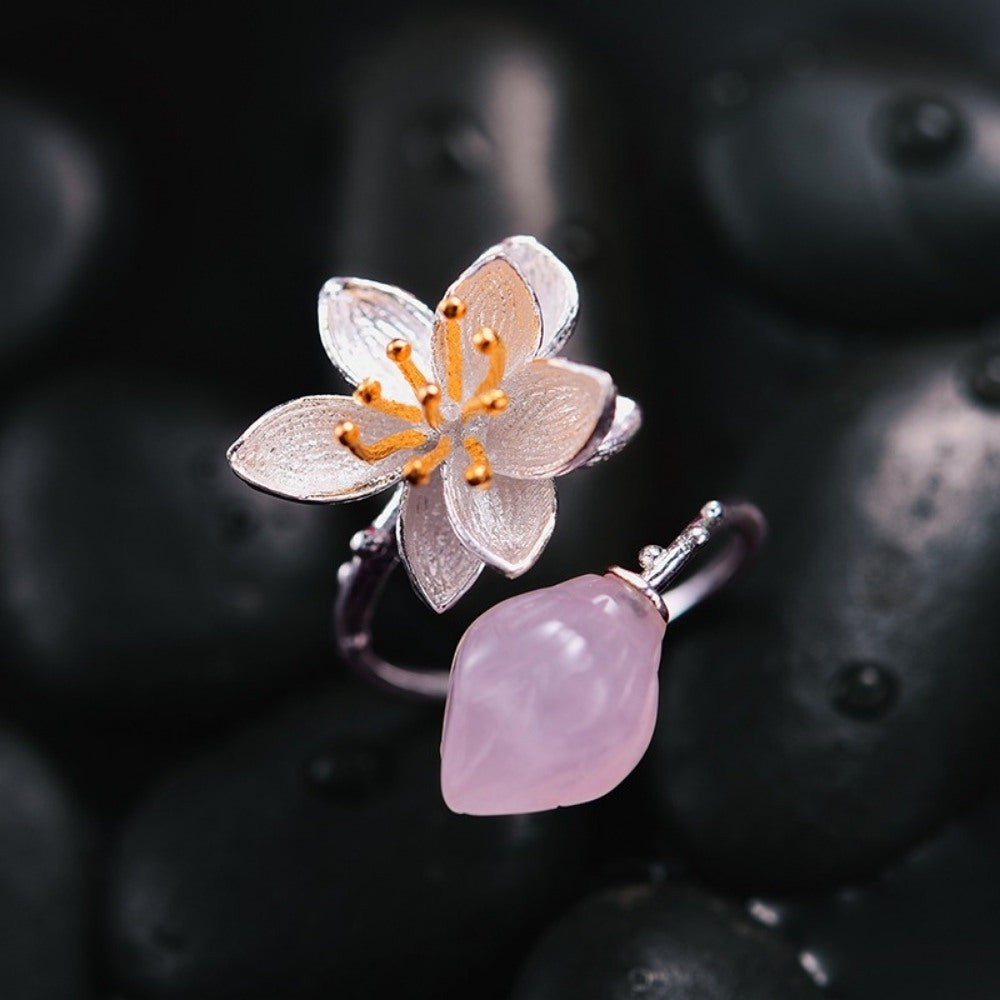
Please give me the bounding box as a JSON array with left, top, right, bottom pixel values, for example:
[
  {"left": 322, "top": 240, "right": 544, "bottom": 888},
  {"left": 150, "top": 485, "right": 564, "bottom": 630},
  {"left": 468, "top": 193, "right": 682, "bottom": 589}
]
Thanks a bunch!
[
  {"left": 695, "top": 52, "right": 1000, "bottom": 323},
  {"left": 108, "top": 681, "right": 588, "bottom": 999},
  {"left": 509, "top": 882, "right": 822, "bottom": 1000},
  {"left": 0, "top": 725, "right": 90, "bottom": 1000},
  {"left": 0, "top": 368, "right": 340, "bottom": 724},
  {"left": 330, "top": 9, "right": 640, "bottom": 374},
  {"left": 0, "top": 93, "right": 115, "bottom": 369},
  {"left": 646, "top": 337, "right": 1000, "bottom": 889},
  {"left": 750, "top": 800, "right": 1000, "bottom": 1000},
  {"left": 327, "top": 9, "right": 651, "bottom": 664}
]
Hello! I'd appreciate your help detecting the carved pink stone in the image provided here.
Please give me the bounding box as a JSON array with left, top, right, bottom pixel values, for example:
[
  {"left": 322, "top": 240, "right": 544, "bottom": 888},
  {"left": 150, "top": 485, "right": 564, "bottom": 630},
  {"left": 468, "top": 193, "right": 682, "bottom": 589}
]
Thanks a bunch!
[{"left": 440, "top": 573, "right": 666, "bottom": 815}]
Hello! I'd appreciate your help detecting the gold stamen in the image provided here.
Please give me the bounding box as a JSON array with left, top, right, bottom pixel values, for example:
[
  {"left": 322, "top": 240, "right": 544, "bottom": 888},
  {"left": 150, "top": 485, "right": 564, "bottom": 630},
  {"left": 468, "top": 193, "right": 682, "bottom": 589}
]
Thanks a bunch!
[
  {"left": 353, "top": 378, "right": 423, "bottom": 424},
  {"left": 386, "top": 339, "right": 430, "bottom": 399},
  {"left": 462, "top": 436, "right": 492, "bottom": 489},
  {"left": 402, "top": 435, "right": 452, "bottom": 486},
  {"left": 461, "top": 388, "right": 509, "bottom": 420},
  {"left": 439, "top": 296, "right": 467, "bottom": 320},
  {"left": 438, "top": 296, "right": 467, "bottom": 403},
  {"left": 354, "top": 378, "right": 380, "bottom": 404},
  {"left": 333, "top": 421, "right": 427, "bottom": 462},
  {"left": 472, "top": 326, "right": 507, "bottom": 395},
  {"left": 417, "top": 382, "right": 444, "bottom": 428}
]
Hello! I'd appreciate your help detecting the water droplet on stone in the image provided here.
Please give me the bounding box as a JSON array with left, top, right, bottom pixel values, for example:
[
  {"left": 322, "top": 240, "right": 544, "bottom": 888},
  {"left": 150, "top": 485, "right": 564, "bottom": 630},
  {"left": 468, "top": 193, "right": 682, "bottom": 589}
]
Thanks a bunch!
[
  {"left": 878, "top": 94, "right": 966, "bottom": 170},
  {"left": 830, "top": 662, "right": 899, "bottom": 719}
]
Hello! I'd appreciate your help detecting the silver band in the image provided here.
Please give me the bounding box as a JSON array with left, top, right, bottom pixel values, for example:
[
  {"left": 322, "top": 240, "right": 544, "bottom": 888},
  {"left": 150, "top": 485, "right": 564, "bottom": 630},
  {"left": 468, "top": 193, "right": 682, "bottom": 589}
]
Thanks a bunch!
[{"left": 335, "top": 498, "right": 767, "bottom": 701}]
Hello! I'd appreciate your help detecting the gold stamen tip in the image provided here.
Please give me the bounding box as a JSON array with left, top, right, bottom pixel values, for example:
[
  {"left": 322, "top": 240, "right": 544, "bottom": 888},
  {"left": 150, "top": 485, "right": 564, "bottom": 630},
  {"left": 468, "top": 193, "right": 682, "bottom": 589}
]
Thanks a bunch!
[
  {"left": 386, "top": 339, "right": 411, "bottom": 361},
  {"left": 439, "top": 296, "right": 467, "bottom": 320},
  {"left": 403, "top": 458, "right": 429, "bottom": 486},
  {"left": 483, "top": 389, "right": 508, "bottom": 413},
  {"left": 464, "top": 463, "right": 492, "bottom": 488},
  {"left": 334, "top": 420, "right": 359, "bottom": 445},
  {"left": 473, "top": 327, "right": 498, "bottom": 353},
  {"left": 354, "top": 378, "right": 382, "bottom": 404},
  {"left": 417, "top": 383, "right": 441, "bottom": 404}
]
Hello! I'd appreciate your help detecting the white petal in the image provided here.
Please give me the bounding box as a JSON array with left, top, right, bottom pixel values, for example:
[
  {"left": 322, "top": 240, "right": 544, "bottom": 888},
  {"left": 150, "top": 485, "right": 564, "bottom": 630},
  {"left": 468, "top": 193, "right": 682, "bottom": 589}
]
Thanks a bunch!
[
  {"left": 582, "top": 395, "right": 643, "bottom": 467},
  {"left": 482, "top": 359, "right": 616, "bottom": 478},
  {"left": 431, "top": 254, "right": 541, "bottom": 400},
  {"left": 398, "top": 474, "right": 484, "bottom": 613},
  {"left": 496, "top": 236, "right": 579, "bottom": 357},
  {"left": 227, "top": 395, "right": 422, "bottom": 502},
  {"left": 318, "top": 278, "right": 435, "bottom": 404},
  {"left": 442, "top": 461, "right": 556, "bottom": 577}
]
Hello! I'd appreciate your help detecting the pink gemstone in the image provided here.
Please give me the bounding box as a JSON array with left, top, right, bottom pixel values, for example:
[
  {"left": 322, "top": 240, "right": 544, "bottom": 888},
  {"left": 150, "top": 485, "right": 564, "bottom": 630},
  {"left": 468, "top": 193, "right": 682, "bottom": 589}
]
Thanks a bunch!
[{"left": 440, "top": 573, "right": 666, "bottom": 815}]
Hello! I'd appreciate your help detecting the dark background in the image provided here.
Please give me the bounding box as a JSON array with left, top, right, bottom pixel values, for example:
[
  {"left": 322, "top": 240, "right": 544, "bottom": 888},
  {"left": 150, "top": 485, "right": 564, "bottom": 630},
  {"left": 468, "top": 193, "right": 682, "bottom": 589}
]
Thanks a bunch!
[{"left": 2, "top": 2, "right": 1000, "bottom": 998}]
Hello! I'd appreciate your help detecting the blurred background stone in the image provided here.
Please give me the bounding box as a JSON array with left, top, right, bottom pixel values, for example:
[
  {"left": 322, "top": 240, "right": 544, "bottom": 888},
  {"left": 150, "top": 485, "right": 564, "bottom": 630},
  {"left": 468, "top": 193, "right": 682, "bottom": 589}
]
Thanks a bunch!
[
  {"left": 0, "top": 368, "right": 341, "bottom": 726},
  {"left": 645, "top": 335, "right": 1000, "bottom": 889},
  {"left": 0, "top": 92, "right": 118, "bottom": 373},
  {"left": 695, "top": 52, "right": 1000, "bottom": 325},
  {"left": 509, "top": 882, "right": 823, "bottom": 999},
  {"left": 749, "top": 799, "right": 1000, "bottom": 999},
  {"left": 0, "top": 725, "right": 91, "bottom": 1000},
  {"left": 331, "top": 10, "right": 639, "bottom": 372},
  {"left": 108, "top": 680, "right": 589, "bottom": 999}
]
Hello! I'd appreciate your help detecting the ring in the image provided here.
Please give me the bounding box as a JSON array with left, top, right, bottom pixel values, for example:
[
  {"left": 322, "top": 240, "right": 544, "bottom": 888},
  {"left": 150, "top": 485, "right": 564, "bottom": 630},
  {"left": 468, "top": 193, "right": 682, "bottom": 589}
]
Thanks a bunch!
[{"left": 227, "top": 236, "right": 766, "bottom": 815}]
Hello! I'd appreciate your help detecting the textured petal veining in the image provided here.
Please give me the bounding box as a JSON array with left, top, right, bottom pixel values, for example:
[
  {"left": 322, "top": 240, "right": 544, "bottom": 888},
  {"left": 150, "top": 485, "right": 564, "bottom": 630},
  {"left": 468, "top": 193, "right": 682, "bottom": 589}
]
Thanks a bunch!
[
  {"left": 431, "top": 256, "right": 541, "bottom": 396},
  {"left": 398, "top": 474, "right": 484, "bottom": 612},
  {"left": 227, "top": 395, "right": 418, "bottom": 502},
  {"left": 442, "top": 462, "right": 556, "bottom": 577},
  {"left": 496, "top": 236, "right": 579, "bottom": 357},
  {"left": 483, "top": 359, "right": 616, "bottom": 479},
  {"left": 318, "top": 278, "right": 435, "bottom": 403}
]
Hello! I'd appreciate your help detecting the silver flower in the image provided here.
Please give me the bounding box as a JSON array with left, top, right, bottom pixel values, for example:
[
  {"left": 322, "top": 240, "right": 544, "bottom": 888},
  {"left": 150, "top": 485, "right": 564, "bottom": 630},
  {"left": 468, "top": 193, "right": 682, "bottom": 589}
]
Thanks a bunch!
[{"left": 227, "top": 236, "right": 640, "bottom": 612}]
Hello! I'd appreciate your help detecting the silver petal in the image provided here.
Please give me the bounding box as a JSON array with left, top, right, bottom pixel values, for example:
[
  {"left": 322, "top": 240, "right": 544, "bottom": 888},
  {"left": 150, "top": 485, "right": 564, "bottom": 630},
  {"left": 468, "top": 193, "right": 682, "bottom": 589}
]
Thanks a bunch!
[
  {"left": 496, "top": 235, "right": 579, "bottom": 357},
  {"left": 582, "top": 395, "right": 643, "bottom": 467},
  {"left": 318, "top": 277, "right": 435, "bottom": 404},
  {"left": 227, "top": 395, "right": 422, "bottom": 503},
  {"left": 442, "top": 459, "right": 557, "bottom": 577},
  {"left": 482, "top": 358, "right": 617, "bottom": 479},
  {"left": 431, "top": 254, "right": 541, "bottom": 400},
  {"left": 398, "top": 474, "right": 484, "bottom": 613}
]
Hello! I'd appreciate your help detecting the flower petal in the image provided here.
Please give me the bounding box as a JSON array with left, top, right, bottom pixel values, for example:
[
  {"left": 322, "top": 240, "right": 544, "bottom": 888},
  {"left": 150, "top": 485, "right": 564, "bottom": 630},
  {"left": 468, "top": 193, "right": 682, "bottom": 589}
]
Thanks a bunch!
[
  {"left": 318, "top": 278, "right": 435, "bottom": 404},
  {"left": 581, "top": 395, "right": 643, "bottom": 467},
  {"left": 442, "top": 461, "right": 556, "bottom": 577},
  {"left": 431, "top": 254, "right": 541, "bottom": 398},
  {"left": 398, "top": 474, "right": 484, "bottom": 613},
  {"left": 227, "top": 395, "right": 421, "bottom": 502},
  {"left": 496, "top": 236, "right": 579, "bottom": 357},
  {"left": 481, "top": 359, "right": 616, "bottom": 478}
]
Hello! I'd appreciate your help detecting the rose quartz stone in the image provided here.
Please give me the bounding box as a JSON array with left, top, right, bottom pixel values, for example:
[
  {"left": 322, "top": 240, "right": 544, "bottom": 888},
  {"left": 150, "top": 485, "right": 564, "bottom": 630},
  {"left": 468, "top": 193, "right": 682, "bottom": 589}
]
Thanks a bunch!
[{"left": 440, "top": 573, "right": 666, "bottom": 815}]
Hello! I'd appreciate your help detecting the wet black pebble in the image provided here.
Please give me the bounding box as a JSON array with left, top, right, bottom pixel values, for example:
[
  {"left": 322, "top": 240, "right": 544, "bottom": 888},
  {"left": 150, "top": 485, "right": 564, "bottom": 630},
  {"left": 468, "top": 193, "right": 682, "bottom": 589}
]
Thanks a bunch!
[
  {"left": 509, "top": 882, "right": 822, "bottom": 999},
  {"left": 0, "top": 725, "right": 90, "bottom": 999},
  {"left": 0, "top": 93, "right": 114, "bottom": 368},
  {"left": 332, "top": 9, "right": 639, "bottom": 371},
  {"left": 696, "top": 53, "right": 1000, "bottom": 323},
  {"left": 751, "top": 799, "right": 1000, "bottom": 999},
  {"left": 108, "top": 681, "right": 588, "bottom": 999},
  {"left": 646, "top": 337, "right": 1000, "bottom": 888},
  {"left": 0, "top": 368, "right": 339, "bottom": 724}
]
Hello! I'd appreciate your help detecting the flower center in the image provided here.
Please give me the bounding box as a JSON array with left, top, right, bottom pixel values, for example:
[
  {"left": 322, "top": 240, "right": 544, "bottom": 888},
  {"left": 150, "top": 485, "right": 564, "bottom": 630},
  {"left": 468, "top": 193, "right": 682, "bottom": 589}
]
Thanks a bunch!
[{"left": 332, "top": 296, "right": 509, "bottom": 489}]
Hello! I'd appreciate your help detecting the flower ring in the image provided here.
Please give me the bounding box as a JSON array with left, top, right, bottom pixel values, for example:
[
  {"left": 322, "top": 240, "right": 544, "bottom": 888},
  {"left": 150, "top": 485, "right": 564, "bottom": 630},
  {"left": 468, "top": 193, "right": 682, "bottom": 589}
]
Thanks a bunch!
[{"left": 227, "top": 236, "right": 641, "bottom": 612}]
